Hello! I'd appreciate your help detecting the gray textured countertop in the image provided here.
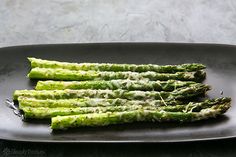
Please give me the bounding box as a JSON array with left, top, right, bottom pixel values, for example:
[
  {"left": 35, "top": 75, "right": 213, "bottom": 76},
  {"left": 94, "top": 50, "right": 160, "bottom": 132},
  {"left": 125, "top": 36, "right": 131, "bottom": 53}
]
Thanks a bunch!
[{"left": 0, "top": 0, "right": 236, "bottom": 47}]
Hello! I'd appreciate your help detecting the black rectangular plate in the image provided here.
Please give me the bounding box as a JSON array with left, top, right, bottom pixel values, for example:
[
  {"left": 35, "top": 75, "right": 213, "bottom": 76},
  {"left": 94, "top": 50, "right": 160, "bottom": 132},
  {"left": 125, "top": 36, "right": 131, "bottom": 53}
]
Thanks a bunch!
[{"left": 0, "top": 43, "right": 236, "bottom": 143}]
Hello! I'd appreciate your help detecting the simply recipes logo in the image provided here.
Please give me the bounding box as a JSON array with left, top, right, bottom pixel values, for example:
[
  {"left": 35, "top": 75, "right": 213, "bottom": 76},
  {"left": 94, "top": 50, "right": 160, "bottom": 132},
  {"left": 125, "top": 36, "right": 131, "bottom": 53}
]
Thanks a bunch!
[{"left": 2, "top": 148, "right": 46, "bottom": 157}]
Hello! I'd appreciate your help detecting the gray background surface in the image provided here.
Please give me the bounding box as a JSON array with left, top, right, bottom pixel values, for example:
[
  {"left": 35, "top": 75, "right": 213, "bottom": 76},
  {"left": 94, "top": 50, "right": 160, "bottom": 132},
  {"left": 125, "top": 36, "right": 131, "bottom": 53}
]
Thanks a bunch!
[{"left": 0, "top": 0, "right": 236, "bottom": 47}]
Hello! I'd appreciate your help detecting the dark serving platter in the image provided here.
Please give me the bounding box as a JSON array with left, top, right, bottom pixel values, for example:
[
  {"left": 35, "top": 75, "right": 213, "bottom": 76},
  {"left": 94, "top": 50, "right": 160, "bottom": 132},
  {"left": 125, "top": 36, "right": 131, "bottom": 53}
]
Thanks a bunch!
[{"left": 0, "top": 42, "right": 236, "bottom": 143}]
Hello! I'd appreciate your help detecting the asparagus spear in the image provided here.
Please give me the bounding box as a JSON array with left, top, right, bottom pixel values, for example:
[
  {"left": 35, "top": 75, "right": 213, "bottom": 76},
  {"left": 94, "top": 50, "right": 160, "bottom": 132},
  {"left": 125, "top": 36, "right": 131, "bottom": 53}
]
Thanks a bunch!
[
  {"left": 51, "top": 99, "right": 231, "bottom": 129},
  {"left": 35, "top": 80, "right": 196, "bottom": 91},
  {"left": 18, "top": 97, "right": 182, "bottom": 108},
  {"left": 28, "top": 57, "right": 206, "bottom": 73},
  {"left": 19, "top": 96, "right": 227, "bottom": 109},
  {"left": 28, "top": 68, "right": 206, "bottom": 82},
  {"left": 13, "top": 84, "right": 210, "bottom": 101},
  {"left": 21, "top": 98, "right": 231, "bottom": 119},
  {"left": 22, "top": 105, "right": 143, "bottom": 119}
]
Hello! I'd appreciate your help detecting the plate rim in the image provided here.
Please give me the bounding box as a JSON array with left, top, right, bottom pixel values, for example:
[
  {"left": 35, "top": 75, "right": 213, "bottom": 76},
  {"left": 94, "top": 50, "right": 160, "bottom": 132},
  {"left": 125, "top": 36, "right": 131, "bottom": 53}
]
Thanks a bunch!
[{"left": 0, "top": 42, "right": 236, "bottom": 50}]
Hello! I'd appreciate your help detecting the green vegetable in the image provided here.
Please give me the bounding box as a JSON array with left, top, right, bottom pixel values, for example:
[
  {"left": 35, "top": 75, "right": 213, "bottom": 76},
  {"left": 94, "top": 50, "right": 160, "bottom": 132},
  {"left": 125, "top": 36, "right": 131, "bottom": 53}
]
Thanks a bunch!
[
  {"left": 22, "top": 105, "right": 143, "bottom": 119},
  {"left": 51, "top": 98, "right": 231, "bottom": 129},
  {"left": 21, "top": 97, "right": 231, "bottom": 119},
  {"left": 18, "top": 97, "right": 182, "bottom": 108},
  {"left": 28, "top": 68, "right": 206, "bottom": 82},
  {"left": 35, "top": 80, "right": 196, "bottom": 91},
  {"left": 14, "top": 84, "right": 210, "bottom": 101},
  {"left": 28, "top": 57, "right": 206, "bottom": 73}
]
